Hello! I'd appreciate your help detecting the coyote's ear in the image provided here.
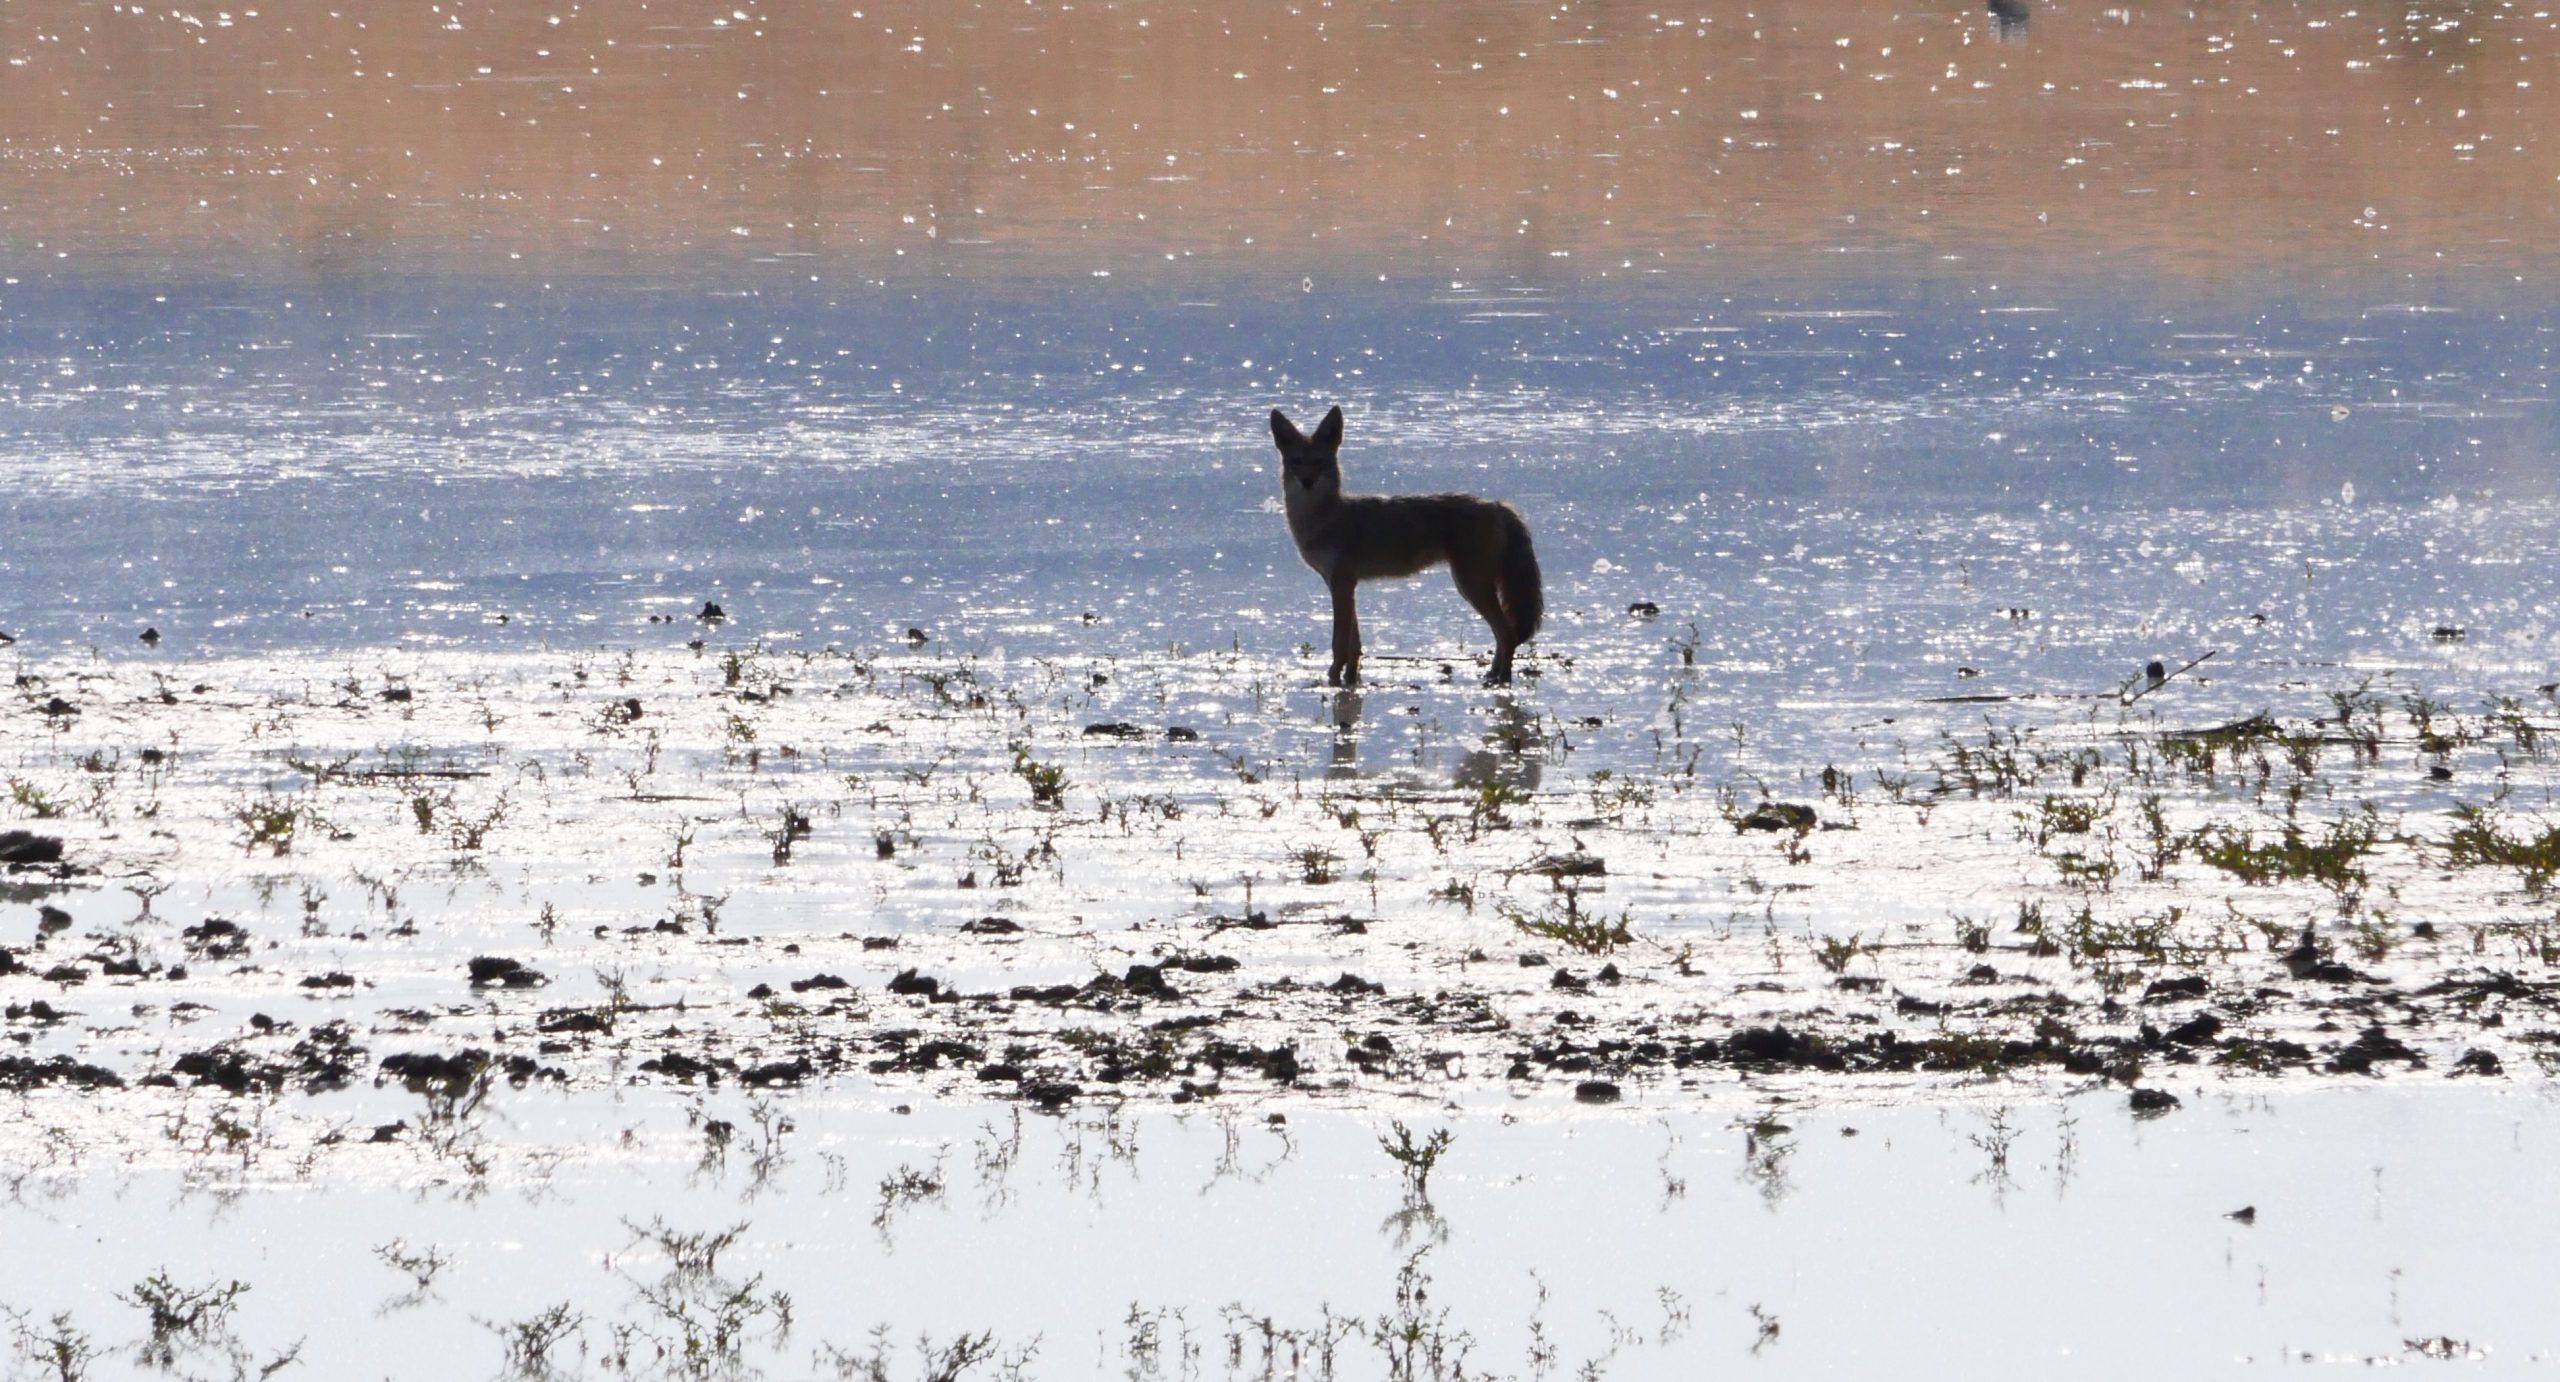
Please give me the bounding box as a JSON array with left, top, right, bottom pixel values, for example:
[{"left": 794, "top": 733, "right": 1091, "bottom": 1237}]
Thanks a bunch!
[
  {"left": 1311, "top": 405, "right": 1344, "bottom": 450},
  {"left": 1270, "top": 408, "right": 1305, "bottom": 449}
]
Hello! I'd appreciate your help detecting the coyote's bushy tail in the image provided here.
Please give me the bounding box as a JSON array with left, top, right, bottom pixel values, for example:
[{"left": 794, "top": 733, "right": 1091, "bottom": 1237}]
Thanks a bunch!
[{"left": 1498, "top": 506, "right": 1544, "bottom": 645}]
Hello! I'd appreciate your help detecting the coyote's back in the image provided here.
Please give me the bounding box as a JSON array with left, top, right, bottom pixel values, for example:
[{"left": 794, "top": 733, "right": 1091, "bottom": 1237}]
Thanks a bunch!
[{"left": 1269, "top": 404, "right": 1543, "bottom": 686}]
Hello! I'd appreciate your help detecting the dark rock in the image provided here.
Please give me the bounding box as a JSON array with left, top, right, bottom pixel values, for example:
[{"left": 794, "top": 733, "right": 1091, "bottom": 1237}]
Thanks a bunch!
[
  {"left": 789, "top": 973, "right": 852, "bottom": 993},
  {"left": 2454, "top": 1048, "right": 2503, "bottom": 1077},
  {"left": 2143, "top": 975, "right": 2210, "bottom": 1002},
  {"left": 1164, "top": 726, "right": 1201, "bottom": 742},
  {"left": 959, "top": 916, "right": 1023, "bottom": 935},
  {"left": 1082, "top": 721, "right": 1147, "bottom": 740},
  {"left": 173, "top": 1046, "right": 278, "bottom": 1094},
  {"left": 1625, "top": 601, "right": 1661, "bottom": 618},
  {"left": 1329, "top": 972, "right": 1384, "bottom": 996},
  {"left": 698, "top": 601, "right": 727, "bottom": 622},
  {"left": 182, "top": 917, "right": 249, "bottom": 959},
  {"left": 380, "top": 1049, "right": 492, "bottom": 1095},
  {"left": 2128, "top": 1087, "right": 2182, "bottom": 1116},
  {"left": 2328, "top": 1025, "right": 2423, "bottom": 1075},
  {"left": 740, "top": 1058, "right": 813, "bottom": 1087},
  {"left": 536, "top": 1008, "right": 614, "bottom": 1034},
  {"left": 1022, "top": 1079, "right": 1080, "bottom": 1109},
  {"left": 638, "top": 1050, "right": 722, "bottom": 1083},
  {"left": 0, "top": 831, "right": 65, "bottom": 865},
  {"left": 886, "top": 968, "right": 942, "bottom": 998},
  {"left": 2164, "top": 1014, "right": 2225, "bottom": 1046},
  {"left": 0, "top": 1055, "right": 122, "bottom": 1091},
  {"left": 298, "top": 971, "right": 357, "bottom": 990},
  {"left": 1574, "top": 1079, "right": 1623, "bottom": 1104},
  {"left": 1723, "top": 1026, "right": 1836, "bottom": 1070},
  {"left": 36, "top": 905, "right": 71, "bottom": 933},
  {"left": 466, "top": 956, "right": 547, "bottom": 988},
  {"left": 1737, "top": 801, "right": 1818, "bottom": 833},
  {"left": 976, "top": 1062, "right": 1025, "bottom": 1082}
]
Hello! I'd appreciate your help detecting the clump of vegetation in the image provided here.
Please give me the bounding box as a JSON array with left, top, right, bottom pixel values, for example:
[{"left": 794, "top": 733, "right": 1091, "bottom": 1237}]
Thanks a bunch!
[
  {"left": 2441, "top": 805, "right": 2560, "bottom": 894},
  {"left": 2192, "top": 808, "right": 2384, "bottom": 898}
]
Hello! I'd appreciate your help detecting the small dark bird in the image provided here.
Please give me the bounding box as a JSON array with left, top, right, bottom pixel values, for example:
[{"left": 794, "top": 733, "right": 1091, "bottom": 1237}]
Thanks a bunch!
[
  {"left": 2145, "top": 659, "right": 2167, "bottom": 687},
  {"left": 2225, "top": 1205, "right": 2257, "bottom": 1225}
]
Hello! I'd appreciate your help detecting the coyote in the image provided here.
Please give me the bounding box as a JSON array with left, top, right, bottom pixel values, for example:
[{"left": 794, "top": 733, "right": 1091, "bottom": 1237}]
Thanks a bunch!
[{"left": 1269, "top": 405, "right": 1544, "bottom": 687}]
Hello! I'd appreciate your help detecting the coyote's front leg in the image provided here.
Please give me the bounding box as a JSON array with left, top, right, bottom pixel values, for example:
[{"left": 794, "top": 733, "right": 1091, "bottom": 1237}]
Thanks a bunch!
[{"left": 1328, "top": 572, "right": 1363, "bottom": 687}]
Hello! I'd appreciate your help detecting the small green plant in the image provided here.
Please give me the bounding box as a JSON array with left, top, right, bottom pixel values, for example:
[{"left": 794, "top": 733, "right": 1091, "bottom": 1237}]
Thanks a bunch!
[
  {"left": 232, "top": 796, "right": 300, "bottom": 856},
  {"left": 373, "top": 1239, "right": 452, "bottom": 1295},
  {"left": 1011, "top": 747, "right": 1069, "bottom": 808},
  {"left": 491, "top": 1302, "right": 582, "bottom": 1373},
  {"left": 1378, "top": 1121, "right": 1454, "bottom": 1202},
  {"left": 8, "top": 778, "right": 64, "bottom": 820},
  {"left": 1293, "top": 845, "right": 1342, "bottom": 885},
  {"left": 873, "top": 1163, "right": 947, "bottom": 1233},
  {"left": 1468, "top": 778, "right": 1530, "bottom": 834},
  {"left": 1809, "top": 932, "right": 1877, "bottom": 974},
  {"left": 447, "top": 793, "right": 509, "bottom": 851},
  {"left": 2026, "top": 793, "right": 2106, "bottom": 850},
  {"left": 1953, "top": 914, "right": 1992, "bottom": 954},
  {"left": 119, "top": 1271, "right": 246, "bottom": 1366},
  {"left": 1501, "top": 886, "right": 1633, "bottom": 955},
  {"left": 623, "top": 1216, "right": 750, "bottom": 1279}
]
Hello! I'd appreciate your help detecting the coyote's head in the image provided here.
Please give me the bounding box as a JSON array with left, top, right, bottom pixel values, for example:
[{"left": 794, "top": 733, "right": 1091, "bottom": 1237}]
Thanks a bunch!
[{"left": 1270, "top": 405, "right": 1345, "bottom": 500}]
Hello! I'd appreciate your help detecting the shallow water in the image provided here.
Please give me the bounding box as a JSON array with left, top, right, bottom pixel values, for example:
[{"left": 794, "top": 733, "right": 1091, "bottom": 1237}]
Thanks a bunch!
[{"left": 1, "top": 1089, "right": 2554, "bottom": 1376}]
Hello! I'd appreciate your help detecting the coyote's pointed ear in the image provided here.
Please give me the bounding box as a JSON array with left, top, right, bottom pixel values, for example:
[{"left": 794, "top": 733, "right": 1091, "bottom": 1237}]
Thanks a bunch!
[
  {"left": 1270, "top": 408, "right": 1305, "bottom": 449},
  {"left": 1311, "top": 405, "right": 1344, "bottom": 450}
]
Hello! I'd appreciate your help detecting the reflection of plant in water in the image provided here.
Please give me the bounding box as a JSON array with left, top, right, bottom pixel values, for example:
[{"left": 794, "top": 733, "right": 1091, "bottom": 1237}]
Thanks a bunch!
[
  {"left": 1738, "top": 1113, "right": 1794, "bottom": 1208},
  {"left": 1369, "top": 1250, "right": 1475, "bottom": 1382},
  {"left": 1968, "top": 1105, "right": 2018, "bottom": 1203},
  {"left": 4, "top": 1308, "right": 99, "bottom": 1382}
]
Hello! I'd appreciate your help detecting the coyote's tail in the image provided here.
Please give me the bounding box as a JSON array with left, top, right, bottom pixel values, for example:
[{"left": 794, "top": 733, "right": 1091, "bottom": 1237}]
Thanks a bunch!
[{"left": 1498, "top": 507, "right": 1544, "bottom": 645}]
